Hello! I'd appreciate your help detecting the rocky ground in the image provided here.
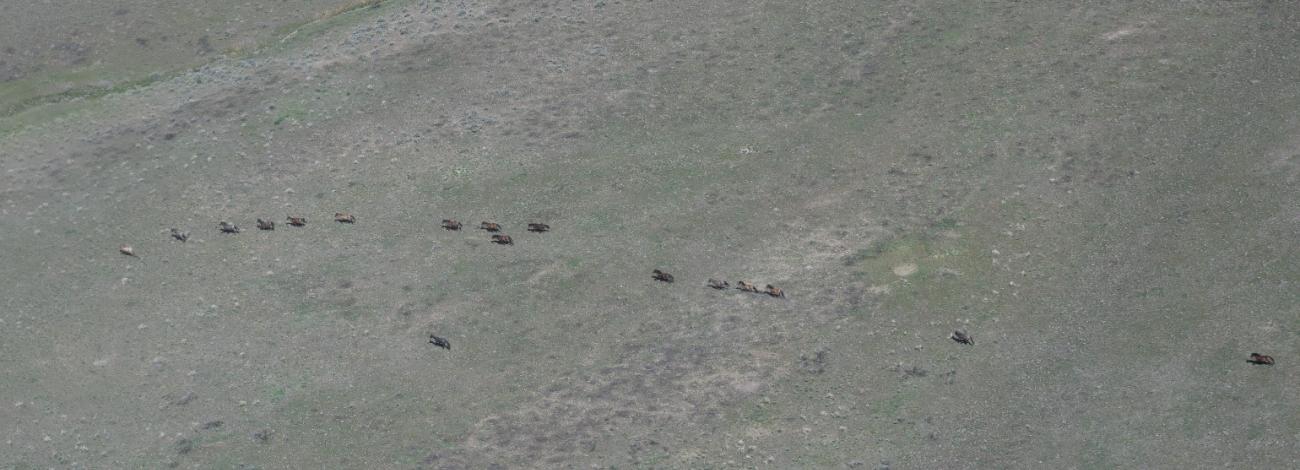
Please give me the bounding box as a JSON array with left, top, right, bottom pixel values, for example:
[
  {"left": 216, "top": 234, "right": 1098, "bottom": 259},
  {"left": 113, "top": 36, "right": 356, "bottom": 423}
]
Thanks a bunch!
[{"left": 0, "top": 1, "right": 1296, "bottom": 468}]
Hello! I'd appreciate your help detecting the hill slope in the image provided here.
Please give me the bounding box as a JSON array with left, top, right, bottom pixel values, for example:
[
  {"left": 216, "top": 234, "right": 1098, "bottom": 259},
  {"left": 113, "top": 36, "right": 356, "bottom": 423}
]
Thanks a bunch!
[{"left": 1, "top": 1, "right": 1296, "bottom": 467}]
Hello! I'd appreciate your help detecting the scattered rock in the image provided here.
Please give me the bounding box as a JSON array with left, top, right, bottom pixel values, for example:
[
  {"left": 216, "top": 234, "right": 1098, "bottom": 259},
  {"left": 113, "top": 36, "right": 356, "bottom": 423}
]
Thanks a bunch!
[
  {"left": 892, "top": 363, "right": 928, "bottom": 379},
  {"left": 799, "top": 349, "right": 829, "bottom": 374}
]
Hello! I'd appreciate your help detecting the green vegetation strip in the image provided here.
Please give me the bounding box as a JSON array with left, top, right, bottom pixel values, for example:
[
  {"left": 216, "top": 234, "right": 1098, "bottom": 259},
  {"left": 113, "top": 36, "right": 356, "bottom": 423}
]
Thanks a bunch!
[{"left": 0, "top": 0, "right": 391, "bottom": 123}]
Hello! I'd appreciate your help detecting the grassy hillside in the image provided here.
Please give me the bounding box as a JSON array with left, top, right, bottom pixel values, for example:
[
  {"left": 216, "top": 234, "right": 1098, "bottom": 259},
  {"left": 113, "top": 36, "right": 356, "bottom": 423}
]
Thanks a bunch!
[{"left": 0, "top": 1, "right": 1296, "bottom": 468}]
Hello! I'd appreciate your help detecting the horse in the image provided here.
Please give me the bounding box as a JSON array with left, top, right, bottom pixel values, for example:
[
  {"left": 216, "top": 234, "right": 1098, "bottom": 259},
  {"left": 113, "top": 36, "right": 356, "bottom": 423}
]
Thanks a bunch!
[
  {"left": 652, "top": 269, "right": 674, "bottom": 283},
  {"left": 1247, "top": 353, "right": 1274, "bottom": 365}
]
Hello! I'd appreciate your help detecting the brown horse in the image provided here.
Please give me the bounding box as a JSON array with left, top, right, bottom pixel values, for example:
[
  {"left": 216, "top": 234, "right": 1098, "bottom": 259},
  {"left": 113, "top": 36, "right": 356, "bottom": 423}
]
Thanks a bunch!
[
  {"left": 287, "top": 216, "right": 307, "bottom": 227},
  {"left": 652, "top": 269, "right": 674, "bottom": 283},
  {"left": 1247, "top": 353, "right": 1274, "bottom": 365},
  {"left": 441, "top": 219, "right": 462, "bottom": 230},
  {"left": 480, "top": 221, "right": 501, "bottom": 232},
  {"left": 491, "top": 234, "right": 514, "bottom": 245},
  {"left": 334, "top": 212, "right": 356, "bottom": 223},
  {"left": 707, "top": 279, "right": 729, "bottom": 290},
  {"left": 527, "top": 223, "right": 550, "bottom": 233},
  {"left": 765, "top": 284, "right": 786, "bottom": 298},
  {"left": 736, "top": 281, "right": 759, "bottom": 292}
]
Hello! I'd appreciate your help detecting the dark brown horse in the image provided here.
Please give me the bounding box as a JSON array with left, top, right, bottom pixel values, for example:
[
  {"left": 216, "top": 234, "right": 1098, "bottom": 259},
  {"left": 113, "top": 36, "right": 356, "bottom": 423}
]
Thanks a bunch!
[
  {"left": 491, "top": 234, "right": 514, "bottom": 245},
  {"left": 950, "top": 330, "right": 973, "bottom": 345},
  {"left": 287, "top": 216, "right": 307, "bottom": 227},
  {"left": 652, "top": 269, "right": 674, "bottom": 283},
  {"left": 707, "top": 279, "right": 729, "bottom": 289},
  {"left": 429, "top": 334, "right": 451, "bottom": 350},
  {"left": 527, "top": 223, "right": 550, "bottom": 233},
  {"left": 1247, "top": 353, "right": 1274, "bottom": 365},
  {"left": 441, "top": 219, "right": 462, "bottom": 230}
]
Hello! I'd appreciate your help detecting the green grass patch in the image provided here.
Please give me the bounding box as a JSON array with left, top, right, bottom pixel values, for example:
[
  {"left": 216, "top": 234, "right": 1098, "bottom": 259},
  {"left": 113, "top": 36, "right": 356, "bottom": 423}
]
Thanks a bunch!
[
  {"left": 273, "top": 104, "right": 308, "bottom": 126},
  {"left": 844, "top": 218, "right": 997, "bottom": 315},
  {"left": 874, "top": 390, "right": 910, "bottom": 417},
  {"left": 1, "top": 0, "right": 391, "bottom": 135},
  {"left": 637, "top": 451, "right": 670, "bottom": 468},
  {"left": 1079, "top": 436, "right": 1112, "bottom": 470},
  {"left": 741, "top": 402, "right": 775, "bottom": 424},
  {"left": 0, "top": 73, "right": 169, "bottom": 120}
]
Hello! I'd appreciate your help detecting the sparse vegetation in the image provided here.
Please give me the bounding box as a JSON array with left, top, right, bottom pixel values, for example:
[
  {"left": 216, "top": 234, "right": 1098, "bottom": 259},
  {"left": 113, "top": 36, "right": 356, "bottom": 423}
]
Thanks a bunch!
[
  {"left": 318, "top": 0, "right": 384, "bottom": 22},
  {"left": 1, "top": 0, "right": 1296, "bottom": 468}
]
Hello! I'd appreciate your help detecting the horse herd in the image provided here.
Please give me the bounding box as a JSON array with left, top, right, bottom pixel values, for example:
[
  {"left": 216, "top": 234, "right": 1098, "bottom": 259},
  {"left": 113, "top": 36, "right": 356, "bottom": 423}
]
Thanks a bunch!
[
  {"left": 114, "top": 214, "right": 1277, "bottom": 366},
  {"left": 438, "top": 219, "right": 551, "bottom": 246}
]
